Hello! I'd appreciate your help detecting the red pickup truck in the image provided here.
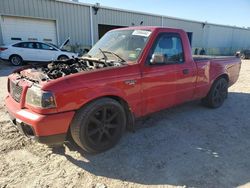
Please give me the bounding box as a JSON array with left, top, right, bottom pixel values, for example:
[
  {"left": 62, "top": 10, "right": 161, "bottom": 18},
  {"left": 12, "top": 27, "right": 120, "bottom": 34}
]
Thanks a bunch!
[{"left": 5, "top": 27, "right": 241, "bottom": 153}]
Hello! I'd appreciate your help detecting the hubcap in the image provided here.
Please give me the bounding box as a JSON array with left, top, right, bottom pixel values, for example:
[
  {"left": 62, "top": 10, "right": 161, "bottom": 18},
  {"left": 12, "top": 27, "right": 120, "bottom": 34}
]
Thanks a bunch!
[
  {"left": 11, "top": 56, "right": 21, "bottom": 65},
  {"left": 86, "top": 106, "right": 121, "bottom": 145}
]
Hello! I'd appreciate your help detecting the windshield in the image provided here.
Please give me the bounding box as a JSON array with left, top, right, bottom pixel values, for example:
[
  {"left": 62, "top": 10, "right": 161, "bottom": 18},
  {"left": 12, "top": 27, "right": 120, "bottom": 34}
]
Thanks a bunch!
[
  {"left": 48, "top": 43, "right": 59, "bottom": 49},
  {"left": 87, "top": 29, "right": 152, "bottom": 62}
]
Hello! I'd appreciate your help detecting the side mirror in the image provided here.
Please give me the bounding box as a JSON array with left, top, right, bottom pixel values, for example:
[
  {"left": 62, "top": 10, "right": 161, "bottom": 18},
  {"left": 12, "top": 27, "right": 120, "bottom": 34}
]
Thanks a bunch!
[
  {"left": 150, "top": 53, "right": 166, "bottom": 64},
  {"left": 49, "top": 47, "right": 54, "bottom": 50}
]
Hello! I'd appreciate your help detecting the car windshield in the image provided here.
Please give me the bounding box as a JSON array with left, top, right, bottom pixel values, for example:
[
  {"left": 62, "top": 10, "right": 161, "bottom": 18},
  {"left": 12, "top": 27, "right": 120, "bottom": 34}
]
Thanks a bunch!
[
  {"left": 87, "top": 29, "right": 152, "bottom": 62},
  {"left": 49, "top": 43, "right": 59, "bottom": 49}
]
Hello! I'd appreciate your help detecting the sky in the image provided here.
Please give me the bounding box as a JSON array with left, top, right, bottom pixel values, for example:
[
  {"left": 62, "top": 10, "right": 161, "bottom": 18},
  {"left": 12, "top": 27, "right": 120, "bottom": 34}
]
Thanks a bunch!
[{"left": 80, "top": 0, "right": 250, "bottom": 28}]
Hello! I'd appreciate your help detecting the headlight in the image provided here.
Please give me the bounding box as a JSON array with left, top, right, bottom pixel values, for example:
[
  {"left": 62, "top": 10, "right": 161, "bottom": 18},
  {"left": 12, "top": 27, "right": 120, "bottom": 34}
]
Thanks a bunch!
[{"left": 25, "top": 86, "right": 56, "bottom": 108}]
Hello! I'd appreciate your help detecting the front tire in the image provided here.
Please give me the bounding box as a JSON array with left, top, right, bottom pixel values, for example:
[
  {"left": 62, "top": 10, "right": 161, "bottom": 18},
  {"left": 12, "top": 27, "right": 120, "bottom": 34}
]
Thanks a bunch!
[
  {"left": 202, "top": 78, "right": 228, "bottom": 108},
  {"left": 9, "top": 55, "right": 23, "bottom": 66},
  {"left": 240, "top": 54, "right": 246, "bottom": 59},
  {"left": 58, "top": 55, "right": 69, "bottom": 61},
  {"left": 70, "top": 98, "right": 126, "bottom": 153}
]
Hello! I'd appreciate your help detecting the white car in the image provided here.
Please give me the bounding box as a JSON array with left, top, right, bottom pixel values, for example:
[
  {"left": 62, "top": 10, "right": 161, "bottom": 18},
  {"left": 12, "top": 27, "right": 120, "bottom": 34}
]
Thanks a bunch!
[{"left": 0, "top": 39, "right": 78, "bottom": 66}]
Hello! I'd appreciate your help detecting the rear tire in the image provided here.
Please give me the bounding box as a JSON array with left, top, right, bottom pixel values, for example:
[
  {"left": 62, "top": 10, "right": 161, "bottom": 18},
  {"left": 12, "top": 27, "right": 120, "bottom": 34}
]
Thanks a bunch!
[
  {"left": 202, "top": 77, "right": 228, "bottom": 108},
  {"left": 9, "top": 55, "right": 23, "bottom": 66},
  {"left": 70, "top": 98, "right": 126, "bottom": 153}
]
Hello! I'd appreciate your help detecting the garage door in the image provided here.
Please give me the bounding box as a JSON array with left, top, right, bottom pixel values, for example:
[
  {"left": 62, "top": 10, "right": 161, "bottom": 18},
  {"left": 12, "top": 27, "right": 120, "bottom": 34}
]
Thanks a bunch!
[{"left": 1, "top": 16, "right": 57, "bottom": 45}]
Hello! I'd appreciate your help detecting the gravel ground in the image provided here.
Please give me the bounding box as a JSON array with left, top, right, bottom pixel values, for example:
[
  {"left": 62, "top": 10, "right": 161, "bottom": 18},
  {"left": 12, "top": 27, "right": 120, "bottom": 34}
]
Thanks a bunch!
[{"left": 0, "top": 60, "right": 250, "bottom": 188}]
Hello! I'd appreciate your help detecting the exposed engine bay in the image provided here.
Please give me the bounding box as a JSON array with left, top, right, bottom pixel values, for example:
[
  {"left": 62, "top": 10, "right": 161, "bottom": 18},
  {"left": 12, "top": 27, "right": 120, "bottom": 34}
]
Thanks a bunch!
[{"left": 17, "top": 57, "right": 124, "bottom": 83}]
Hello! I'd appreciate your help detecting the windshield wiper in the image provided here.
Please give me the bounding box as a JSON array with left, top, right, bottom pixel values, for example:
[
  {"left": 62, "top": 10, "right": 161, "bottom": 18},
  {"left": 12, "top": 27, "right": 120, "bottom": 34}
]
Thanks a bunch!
[
  {"left": 99, "top": 48, "right": 108, "bottom": 62},
  {"left": 98, "top": 48, "right": 126, "bottom": 64},
  {"left": 102, "top": 50, "right": 126, "bottom": 63},
  {"left": 98, "top": 48, "right": 127, "bottom": 66}
]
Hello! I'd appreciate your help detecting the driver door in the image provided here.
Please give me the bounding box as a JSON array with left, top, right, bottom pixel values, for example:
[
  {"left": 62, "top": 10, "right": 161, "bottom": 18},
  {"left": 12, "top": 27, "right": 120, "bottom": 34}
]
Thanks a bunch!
[{"left": 141, "top": 32, "right": 194, "bottom": 115}]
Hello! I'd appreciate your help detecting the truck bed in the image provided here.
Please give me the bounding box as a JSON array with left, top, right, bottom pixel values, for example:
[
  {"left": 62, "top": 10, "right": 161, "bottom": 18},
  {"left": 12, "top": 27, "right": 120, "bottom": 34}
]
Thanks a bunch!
[{"left": 193, "top": 55, "right": 241, "bottom": 98}]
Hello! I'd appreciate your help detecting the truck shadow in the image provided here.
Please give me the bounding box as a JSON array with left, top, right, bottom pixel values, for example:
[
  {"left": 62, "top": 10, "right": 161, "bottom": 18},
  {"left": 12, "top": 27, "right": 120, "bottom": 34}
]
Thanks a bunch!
[
  {"left": 0, "top": 60, "right": 17, "bottom": 77},
  {"left": 53, "top": 92, "right": 250, "bottom": 187},
  {"left": 0, "top": 60, "right": 47, "bottom": 77}
]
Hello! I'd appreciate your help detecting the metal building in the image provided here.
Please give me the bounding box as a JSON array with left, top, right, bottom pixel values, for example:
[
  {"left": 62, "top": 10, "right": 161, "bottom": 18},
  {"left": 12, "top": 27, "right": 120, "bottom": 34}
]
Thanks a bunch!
[{"left": 1, "top": 0, "right": 250, "bottom": 55}]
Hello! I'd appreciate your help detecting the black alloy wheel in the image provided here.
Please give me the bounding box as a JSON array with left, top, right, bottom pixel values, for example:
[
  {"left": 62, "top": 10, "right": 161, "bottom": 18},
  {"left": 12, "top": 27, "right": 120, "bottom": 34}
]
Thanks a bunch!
[
  {"left": 70, "top": 98, "right": 126, "bottom": 153},
  {"left": 202, "top": 78, "right": 228, "bottom": 108}
]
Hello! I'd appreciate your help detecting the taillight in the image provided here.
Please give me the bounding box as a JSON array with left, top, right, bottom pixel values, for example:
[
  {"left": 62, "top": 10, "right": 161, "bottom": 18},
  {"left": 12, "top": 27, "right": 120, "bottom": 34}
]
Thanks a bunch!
[{"left": 0, "top": 47, "right": 8, "bottom": 51}]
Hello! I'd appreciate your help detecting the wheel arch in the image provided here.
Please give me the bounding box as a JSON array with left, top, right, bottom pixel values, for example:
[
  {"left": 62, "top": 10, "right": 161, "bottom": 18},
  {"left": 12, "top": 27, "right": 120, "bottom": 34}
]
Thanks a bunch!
[
  {"left": 216, "top": 73, "right": 229, "bottom": 83},
  {"left": 202, "top": 73, "right": 229, "bottom": 108},
  {"left": 9, "top": 54, "right": 23, "bottom": 60},
  {"left": 57, "top": 54, "right": 69, "bottom": 60},
  {"left": 203, "top": 73, "right": 229, "bottom": 98},
  {"left": 211, "top": 73, "right": 229, "bottom": 86},
  {"left": 66, "top": 95, "right": 135, "bottom": 141},
  {"left": 85, "top": 95, "right": 135, "bottom": 131}
]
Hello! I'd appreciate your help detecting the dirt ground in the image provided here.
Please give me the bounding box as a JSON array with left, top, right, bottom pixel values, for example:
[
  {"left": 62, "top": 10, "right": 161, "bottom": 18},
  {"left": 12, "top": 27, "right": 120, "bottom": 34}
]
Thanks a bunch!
[{"left": 0, "top": 59, "right": 250, "bottom": 188}]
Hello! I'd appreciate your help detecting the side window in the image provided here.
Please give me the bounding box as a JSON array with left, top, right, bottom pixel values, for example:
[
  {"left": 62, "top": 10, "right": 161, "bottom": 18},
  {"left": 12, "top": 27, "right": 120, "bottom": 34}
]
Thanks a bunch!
[
  {"left": 149, "top": 33, "right": 184, "bottom": 64},
  {"left": 23, "top": 42, "right": 30, "bottom": 48},
  {"left": 13, "top": 42, "right": 24, "bottom": 48},
  {"left": 38, "top": 43, "right": 55, "bottom": 50},
  {"left": 25, "top": 42, "right": 38, "bottom": 49},
  {"left": 12, "top": 42, "right": 37, "bottom": 48}
]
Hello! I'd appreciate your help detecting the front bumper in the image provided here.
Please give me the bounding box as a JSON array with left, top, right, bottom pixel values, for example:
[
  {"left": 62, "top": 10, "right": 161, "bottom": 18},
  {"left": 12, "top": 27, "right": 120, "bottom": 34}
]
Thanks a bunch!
[{"left": 5, "top": 96, "right": 75, "bottom": 145}]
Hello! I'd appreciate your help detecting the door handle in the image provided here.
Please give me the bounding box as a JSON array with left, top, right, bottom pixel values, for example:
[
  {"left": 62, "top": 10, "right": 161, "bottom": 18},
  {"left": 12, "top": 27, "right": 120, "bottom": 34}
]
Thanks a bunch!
[{"left": 182, "top": 69, "right": 189, "bottom": 75}]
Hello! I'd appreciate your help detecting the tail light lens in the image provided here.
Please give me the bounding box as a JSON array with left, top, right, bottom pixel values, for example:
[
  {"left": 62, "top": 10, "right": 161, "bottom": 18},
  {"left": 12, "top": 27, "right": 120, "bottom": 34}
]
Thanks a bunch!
[{"left": 0, "top": 47, "right": 8, "bottom": 51}]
